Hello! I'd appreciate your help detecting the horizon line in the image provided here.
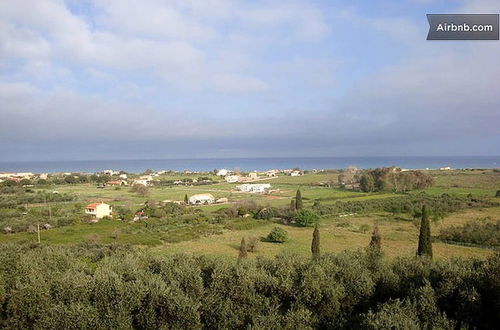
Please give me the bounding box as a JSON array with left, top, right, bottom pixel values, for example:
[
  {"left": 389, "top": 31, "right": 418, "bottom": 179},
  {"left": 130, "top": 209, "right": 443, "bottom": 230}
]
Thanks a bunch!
[{"left": 1, "top": 155, "right": 499, "bottom": 164}]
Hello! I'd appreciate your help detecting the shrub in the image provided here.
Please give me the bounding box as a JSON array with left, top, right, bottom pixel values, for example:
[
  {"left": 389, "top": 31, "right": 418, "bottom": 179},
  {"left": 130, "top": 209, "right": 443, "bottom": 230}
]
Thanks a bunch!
[
  {"left": 255, "top": 207, "right": 275, "bottom": 220},
  {"left": 359, "top": 224, "right": 371, "bottom": 233},
  {"left": 0, "top": 243, "right": 498, "bottom": 328},
  {"left": 438, "top": 220, "right": 500, "bottom": 247},
  {"left": 266, "top": 227, "right": 288, "bottom": 243},
  {"left": 246, "top": 236, "right": 259, "bottom": 252},
  {"left": 295, "top": 209, "right": 320, "bottom": 227}
]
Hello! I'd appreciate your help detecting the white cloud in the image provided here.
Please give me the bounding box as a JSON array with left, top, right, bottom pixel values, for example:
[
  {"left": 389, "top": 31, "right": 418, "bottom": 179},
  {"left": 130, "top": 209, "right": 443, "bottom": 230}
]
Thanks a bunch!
[{"left": 93, "top": 0, "right": 218, "bottom": 41}]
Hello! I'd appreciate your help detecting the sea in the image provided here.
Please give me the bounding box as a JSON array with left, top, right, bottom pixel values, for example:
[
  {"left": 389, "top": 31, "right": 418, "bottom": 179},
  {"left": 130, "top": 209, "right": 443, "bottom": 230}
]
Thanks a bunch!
[{"left": 0, "top": 156, "right": 498, "bottom": 174}]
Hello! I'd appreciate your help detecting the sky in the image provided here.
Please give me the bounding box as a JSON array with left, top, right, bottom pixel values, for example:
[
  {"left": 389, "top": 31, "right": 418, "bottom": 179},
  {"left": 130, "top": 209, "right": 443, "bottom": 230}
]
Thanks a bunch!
[{"left": 0, "top": 0, "right": 499, "bottom": 161}]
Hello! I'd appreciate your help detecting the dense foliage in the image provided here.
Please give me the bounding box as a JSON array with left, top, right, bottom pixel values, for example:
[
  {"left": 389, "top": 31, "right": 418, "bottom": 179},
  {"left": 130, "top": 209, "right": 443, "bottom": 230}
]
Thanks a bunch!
[
  {"left": 0, "top": 188, "right": 75, "bottom": 209},
  {"left": 0, "top": 243, "right": 498, "bottom": 329},
  {"left": 358, "top": 168, "right": 434, "bottom": 193},
  {"left": 439, "top": 220, "right": 500, "bottom": 247},
  {"left": 312, "top": 193, "right": 498, "bottom": 217},
  {"left": 295, "top": 209, "right": 320, "bottom": 227}
]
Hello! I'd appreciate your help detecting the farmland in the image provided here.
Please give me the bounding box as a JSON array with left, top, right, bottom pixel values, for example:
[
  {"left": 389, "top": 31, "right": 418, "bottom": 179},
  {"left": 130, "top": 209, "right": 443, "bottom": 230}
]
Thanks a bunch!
[{"left": 1, "top": 168, "right": 498, "bottom": 260}]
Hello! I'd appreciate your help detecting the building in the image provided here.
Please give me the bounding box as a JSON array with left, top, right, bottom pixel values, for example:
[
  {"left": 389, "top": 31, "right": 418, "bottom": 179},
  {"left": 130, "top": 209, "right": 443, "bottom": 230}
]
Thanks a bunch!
[
  {"left": 290, "top": 170, "right": 302, "bottom": 177},
  {"left": 248, "top": 172, "right": 259, "bottom": 180},
  {"left": 108, "top": 180, "right": 127, "bottom": 186},
  {"left": 266, "top": 170, "right": 278, "bottom": 177},
  {"left": 188, "top": 193, "right": 215, "bottom": 205},
  {"left": 236, "top": 183, "right": 271, "bottom": 193},
  {"left": 134, "top": 179, "right": 150, "bottom": 186},
  {"left": 225, "top": 175, "right": 240, "bottom": 183},
  {"left": 85, "top": 202, "right": 112, "bottom": 219},
  {"left": 216, "top": 169, "right": 229, "bottom": 176},
  {"left": 119, "top": 174, "right": 128, "bottom": 179}
]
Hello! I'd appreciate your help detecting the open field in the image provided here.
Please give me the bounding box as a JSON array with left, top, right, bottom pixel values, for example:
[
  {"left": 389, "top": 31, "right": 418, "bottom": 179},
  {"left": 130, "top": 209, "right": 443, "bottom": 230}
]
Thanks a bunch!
[
  {"left": 1, "top": 169, "right": 499, "bottom": 261},
  {"left": 162, "top": 207, "right": 499, "bottom": 260}
]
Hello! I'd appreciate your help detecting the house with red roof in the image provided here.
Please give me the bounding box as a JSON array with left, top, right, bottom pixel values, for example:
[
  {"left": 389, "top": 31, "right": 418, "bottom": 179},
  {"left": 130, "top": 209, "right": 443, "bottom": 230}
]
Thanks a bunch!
[{"left": 85, "top": 202, "right": 112, "bottom": 219}]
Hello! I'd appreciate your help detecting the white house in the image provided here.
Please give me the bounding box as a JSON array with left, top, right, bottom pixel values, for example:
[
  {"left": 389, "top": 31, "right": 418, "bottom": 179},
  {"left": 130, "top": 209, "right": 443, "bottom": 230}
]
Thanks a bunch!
[
  {"left": 225, "top": 175, "right": 240, "bottom": 183},
  {"left": 119, "top": 174, "right": 128, "bottom": 179},
  {"left": 134, "top": 179, "right": 150, "bottom": 186},
  {"left": 236, "top": 183, "right": 271, "bottom": 193},
  {"left": 290, "top": 170, "right": 302, "bottom": 177},
  {"left": 189, "top": 194, "right": 215, "bottom": 205},
  {"left": 248, "top": 172, "right": 259, "bottom": 180},
  {"left": 217, "top": 169, "right": 229, "bottom": 176},
  {"left": 266, "top": 170, "right": 278, "bottom": 177},
  {"left": 85, "top": 202, "right": 112, "bottom": 219}
]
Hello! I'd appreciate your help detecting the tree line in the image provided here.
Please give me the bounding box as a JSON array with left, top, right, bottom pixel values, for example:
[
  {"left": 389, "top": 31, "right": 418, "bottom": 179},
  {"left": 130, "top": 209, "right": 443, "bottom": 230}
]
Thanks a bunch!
[{"left": 0, "top": 238, "right": 497, "bottom": 329}]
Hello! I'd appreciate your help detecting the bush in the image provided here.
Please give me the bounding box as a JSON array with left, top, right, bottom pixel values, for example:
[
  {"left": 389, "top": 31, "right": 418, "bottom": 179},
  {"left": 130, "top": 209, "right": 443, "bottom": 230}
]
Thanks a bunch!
[
  {"left": 255, "top": 207, "right": 275, "bottom": 220},
  {"left": 295, "top": 209, "right": 320, "bottom": 227},
  {"left": 266, "top": 227, "right": 288, "bottom": 243},
  {"left": 0, "top": 243, "right": 498, "bottom": 328},
  {"left": 438, "top": 220, "right": 500, "bottom": 247},
  {"left": 246, "top": 236, "right": 259, "bottom": 252}
]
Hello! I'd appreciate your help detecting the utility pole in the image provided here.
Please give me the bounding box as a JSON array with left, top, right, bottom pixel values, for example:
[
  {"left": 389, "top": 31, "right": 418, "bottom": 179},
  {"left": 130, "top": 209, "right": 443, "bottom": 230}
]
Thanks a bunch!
[{"left": 37, "top": 224, "right": 40, "bottom": 243}]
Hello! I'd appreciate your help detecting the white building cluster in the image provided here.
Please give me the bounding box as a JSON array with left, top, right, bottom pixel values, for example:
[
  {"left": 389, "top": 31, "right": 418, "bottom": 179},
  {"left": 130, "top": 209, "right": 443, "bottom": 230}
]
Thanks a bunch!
[{"left": 236, "top": 183, "right": 271, "bottom": 193}]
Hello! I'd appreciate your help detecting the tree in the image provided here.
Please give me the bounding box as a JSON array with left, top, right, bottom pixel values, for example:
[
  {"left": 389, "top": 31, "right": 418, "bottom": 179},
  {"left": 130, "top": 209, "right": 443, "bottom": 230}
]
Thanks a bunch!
[
  {"left": 360, "top": 174, "right": 375, "bottom": 192},
  {"left": 64, "top": 175, "right": 76, "bottom": 184},
  {"left": 131, "top": 184, "right": 149, "bottom": 196},
  {"left": 311, "top": 224, "right": 320, "bottom": 259},
  {"left": 290, "top": 199, "right": 296, "bottom": 211},
  {"left": 295, "top": 209, "right": 320, "bottom": 227},
  {"left": 184, "top": 194, "right": 189, "bottom": 204},
  {"left": 338, "top": 174, "right": 346, "bottom": 188},
  {"left": 266, "top": 227, "right": 288, "bottom": 243},
  {"left": 496, "top": 190, "right": 500, "bottom": 197},
  {"left": 369, "top": 222, "right": 382, "bottom": 251},
  {"left": 295, "top": 190, "right": 303, "bottom": 210},
  {"left": 238, "top": 238, "right": 248, "bottom": 259},
  {"left": 19, "top": 178, "right": 32, "bottom": 186},
  {"left": 417, "top": 205, "right": 433, "bottom": 258}
]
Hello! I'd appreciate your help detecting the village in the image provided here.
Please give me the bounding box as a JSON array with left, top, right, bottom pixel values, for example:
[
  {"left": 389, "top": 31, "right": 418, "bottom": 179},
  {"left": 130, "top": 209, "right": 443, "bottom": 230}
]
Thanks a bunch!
[{"left": 0, "top": 167, "right": 308, "bottom": 222}]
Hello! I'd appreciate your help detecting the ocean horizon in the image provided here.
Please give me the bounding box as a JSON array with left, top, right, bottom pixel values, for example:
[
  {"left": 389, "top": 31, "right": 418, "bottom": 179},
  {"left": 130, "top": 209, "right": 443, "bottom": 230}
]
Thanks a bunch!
[{"left": 0, "top": 156, "right": 498, "bottom": 174}]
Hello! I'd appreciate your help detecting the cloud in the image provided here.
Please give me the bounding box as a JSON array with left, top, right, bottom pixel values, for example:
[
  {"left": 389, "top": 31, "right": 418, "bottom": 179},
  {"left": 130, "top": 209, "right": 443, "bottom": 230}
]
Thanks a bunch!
[
  {"left": 0, "top": 0, "right": 498, "bottom": 160},
  {"left": 0, "top": 0, "right": 276, "bottom": 93}
]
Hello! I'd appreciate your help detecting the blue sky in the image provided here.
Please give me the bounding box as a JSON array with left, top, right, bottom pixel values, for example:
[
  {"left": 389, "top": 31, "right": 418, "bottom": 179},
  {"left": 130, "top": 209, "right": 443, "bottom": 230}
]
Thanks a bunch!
[{"left": 0, "top": 0, "right": 499, "bottom": 161}]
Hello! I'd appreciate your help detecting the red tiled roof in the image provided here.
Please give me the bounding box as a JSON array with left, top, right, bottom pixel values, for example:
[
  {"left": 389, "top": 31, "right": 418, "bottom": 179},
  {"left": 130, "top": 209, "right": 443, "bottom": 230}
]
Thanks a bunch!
[{"left": 86, "top": 202, "right": 101, "bottom": 209}]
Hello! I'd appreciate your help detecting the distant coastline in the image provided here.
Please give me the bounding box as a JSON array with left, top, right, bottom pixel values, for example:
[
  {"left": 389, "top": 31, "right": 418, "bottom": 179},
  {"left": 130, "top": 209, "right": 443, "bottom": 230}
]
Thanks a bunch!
[{"left": 0, "top": 156, "right": 498, "bottom": 173}]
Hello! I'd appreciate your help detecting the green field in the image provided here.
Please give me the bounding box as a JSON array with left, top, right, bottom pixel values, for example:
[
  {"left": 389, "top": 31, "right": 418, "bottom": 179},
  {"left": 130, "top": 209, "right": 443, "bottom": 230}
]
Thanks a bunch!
[{"left": 1, "top": 169, "right": 499, "bottom": 260}]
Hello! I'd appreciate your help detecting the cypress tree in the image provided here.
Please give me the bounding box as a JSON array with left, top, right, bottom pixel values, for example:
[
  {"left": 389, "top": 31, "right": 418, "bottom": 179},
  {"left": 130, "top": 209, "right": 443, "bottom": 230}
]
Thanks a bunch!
[
  {"left": 311, "top": 224, "right": 320, "bottom": 259},
  {"left": 369, "top": 222, "right": 382, "bottom": 251},
  {"left": 496, "top": 190, "right": 500, "bottom": 197},
  {"left": 417, "top": 205, "right": 433, "bottom": 258},
  {"left": 184, "top": 194, "right": 189, "bottom": 204},
  {"left": 238, "top": 237, "right": 248, "bottom": 260},
  {"left": 295, "top": 189, "right": 303, "bottom": 210}
]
